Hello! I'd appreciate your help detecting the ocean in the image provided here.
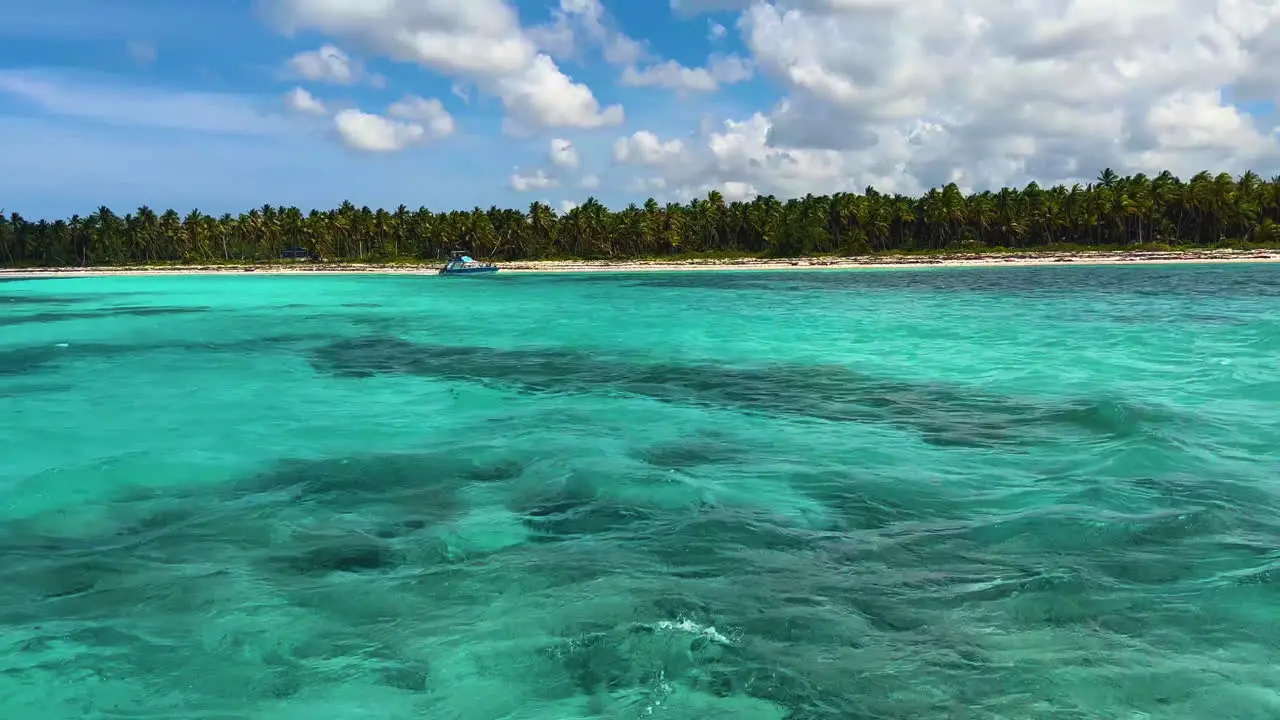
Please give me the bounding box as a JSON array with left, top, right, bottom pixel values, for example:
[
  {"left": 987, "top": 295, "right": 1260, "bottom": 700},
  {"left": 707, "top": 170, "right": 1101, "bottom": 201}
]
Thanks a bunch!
[{"left": 2, "top": 264, "right": 1278, "bottom": 718}]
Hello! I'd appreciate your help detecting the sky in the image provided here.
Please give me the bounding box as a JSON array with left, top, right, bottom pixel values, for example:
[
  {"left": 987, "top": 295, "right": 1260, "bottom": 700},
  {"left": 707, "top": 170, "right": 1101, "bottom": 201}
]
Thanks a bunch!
[{"left": 1, "top": 0, "right": 1278, "bottom": 220}]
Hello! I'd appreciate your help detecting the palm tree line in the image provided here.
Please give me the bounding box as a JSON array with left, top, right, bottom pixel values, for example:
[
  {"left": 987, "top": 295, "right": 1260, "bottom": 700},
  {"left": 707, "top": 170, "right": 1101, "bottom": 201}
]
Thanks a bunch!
[{"left": 2, "top": 169, "right": 1279, "bottom": 267}]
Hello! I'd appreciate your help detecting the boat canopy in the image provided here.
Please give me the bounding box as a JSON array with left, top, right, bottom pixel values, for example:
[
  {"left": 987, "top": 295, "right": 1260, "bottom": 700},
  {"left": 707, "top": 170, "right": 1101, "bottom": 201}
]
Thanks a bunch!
[{"left": 457, "top": 255, "right": 475, "bottom": 263}]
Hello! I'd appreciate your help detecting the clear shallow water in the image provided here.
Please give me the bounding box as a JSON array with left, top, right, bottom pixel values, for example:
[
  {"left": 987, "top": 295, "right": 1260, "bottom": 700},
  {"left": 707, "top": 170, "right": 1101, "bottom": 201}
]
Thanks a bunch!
[{"left": 2, "top": 264, "right": 1279, "bottom": 719}]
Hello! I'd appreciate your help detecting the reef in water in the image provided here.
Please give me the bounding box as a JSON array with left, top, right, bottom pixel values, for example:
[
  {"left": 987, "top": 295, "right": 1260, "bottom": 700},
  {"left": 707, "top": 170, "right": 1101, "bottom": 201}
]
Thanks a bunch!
[{"left": 309, "top": 336, "right": 1181, "bottom": 449}]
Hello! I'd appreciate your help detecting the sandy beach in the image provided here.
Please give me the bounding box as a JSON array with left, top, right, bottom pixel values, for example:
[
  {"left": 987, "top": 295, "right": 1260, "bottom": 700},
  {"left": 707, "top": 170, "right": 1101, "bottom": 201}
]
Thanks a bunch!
[{"left": 1, "top": 248, "right": 1277, "bottom": 278}]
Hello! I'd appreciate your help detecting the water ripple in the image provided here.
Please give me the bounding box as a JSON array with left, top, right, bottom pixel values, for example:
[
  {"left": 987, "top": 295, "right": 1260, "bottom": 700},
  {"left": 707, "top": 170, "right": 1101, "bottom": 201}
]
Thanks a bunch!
[{"left": 1, "top": 266, "right": 1279, "bottom": 718}]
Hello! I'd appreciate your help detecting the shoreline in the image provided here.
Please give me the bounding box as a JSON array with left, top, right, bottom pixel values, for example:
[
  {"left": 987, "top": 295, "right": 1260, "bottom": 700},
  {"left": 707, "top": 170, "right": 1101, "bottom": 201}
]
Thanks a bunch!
[{"left": 1, "top": 249, "right": 1278, "bottom": 278}]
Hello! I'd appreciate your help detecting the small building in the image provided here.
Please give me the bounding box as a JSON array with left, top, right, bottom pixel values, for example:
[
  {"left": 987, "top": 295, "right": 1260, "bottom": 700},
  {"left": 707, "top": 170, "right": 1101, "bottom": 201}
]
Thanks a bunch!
[{"left": 281, "top": 247, "right": 319, "bottom": 261}]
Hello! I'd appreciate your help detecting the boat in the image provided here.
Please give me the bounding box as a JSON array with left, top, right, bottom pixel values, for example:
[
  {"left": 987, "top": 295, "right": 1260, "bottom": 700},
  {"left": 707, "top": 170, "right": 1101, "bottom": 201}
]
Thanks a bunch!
[{"left": 439, "top": 251, "right": 499, "bottom": 275}]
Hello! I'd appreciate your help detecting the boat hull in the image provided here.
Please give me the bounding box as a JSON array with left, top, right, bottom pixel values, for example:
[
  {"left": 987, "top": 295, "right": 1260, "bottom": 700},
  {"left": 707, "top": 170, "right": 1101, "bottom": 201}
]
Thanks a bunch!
[{"left": 439, "top": 266, "right": 500, "bottom": 275}]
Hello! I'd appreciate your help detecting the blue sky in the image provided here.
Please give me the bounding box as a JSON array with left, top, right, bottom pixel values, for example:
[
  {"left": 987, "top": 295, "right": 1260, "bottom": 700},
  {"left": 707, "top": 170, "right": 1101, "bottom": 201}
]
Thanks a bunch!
[
  {"left": 2, "top": 0, "right": 1276, "bottom": 220},
  {"left": 0, "top": 0, "right": 762, "bottom": 219}
]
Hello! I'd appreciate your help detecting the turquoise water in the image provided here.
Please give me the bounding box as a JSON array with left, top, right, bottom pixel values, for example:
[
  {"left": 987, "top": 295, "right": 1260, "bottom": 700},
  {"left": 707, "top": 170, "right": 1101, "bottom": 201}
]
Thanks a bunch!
[{"left": 2, "top": 264, "right": 1279, "bottom": 719}]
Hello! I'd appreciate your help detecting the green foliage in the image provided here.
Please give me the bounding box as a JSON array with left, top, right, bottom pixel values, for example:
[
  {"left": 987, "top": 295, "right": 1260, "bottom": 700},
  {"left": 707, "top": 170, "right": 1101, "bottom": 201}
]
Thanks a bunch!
[{"left": 2, "top": 169, "right": 1279, "bottom": 267}]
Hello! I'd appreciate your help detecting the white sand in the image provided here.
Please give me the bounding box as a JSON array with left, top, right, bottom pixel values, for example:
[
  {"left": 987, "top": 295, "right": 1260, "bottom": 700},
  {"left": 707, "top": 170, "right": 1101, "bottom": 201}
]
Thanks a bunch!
[{"left": 1, "top": 249, "right": 1277, "bottom": 278}]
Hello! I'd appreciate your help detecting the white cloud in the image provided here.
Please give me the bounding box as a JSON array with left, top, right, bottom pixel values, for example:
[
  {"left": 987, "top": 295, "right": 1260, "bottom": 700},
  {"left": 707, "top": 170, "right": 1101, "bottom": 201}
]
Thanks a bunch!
[
  {"left": 533, "top": 0, "right": 749, "bottom": 95},
  {"left": 333, "top": 108, "right": 426, "bottom": 152},
  {"left": 717, "top": 180, "right": 758, "bottom": 201},
  {"left": 531, "top": 0, "right": 647, "bottom": 66},
  {"left": 614, "top": 115, "right": 855, "bottom": 200},
  {"left": 621, "top": 54, "right": 753, "bottom": 92},
  {"left": 510, "top": 168, "right": 557, "bottom": 191},
  {"left": 284, "top": 86, "right": 327, "bottom": 115},
  {"left": 387, "top": 94, "right": 455, "bottom": 138},
  {"left": 1133, "top": 90, "right": 1276, "bottom": 174},
  {"left": 240, "top": 0, "right": 1280, "bottom": 202},
  {"left": 549, "top": 137, "right": 579, "bottom": 167},
  {"left": 708, "top": 54, "right": 753, "bottom": 84},
  {"left": 0, "top": 69, "right": 292, "bottom": 136},
  {"left": 579, "top": 173, "right": 600, "bottom": 188},
  {"left": 618, "top": 0, "right": 1280, "bottom": 200},
  {"left": 626, "top": 176, "right": 667, "bottom": 194},
  {"left": 287, "top": 44, "right": 361, "bottom": 84},
  {"left": 269, "top": 0, "right": 623, "bottom": 131},
  {"left": 613, "top": 130, "right": 687, "bottom": 165},
  {"left": 528, "top": 10, "right": 578, "bottom": 58},
  {"left": 559, "top": 199, "right": 579, "bottom": 213}
]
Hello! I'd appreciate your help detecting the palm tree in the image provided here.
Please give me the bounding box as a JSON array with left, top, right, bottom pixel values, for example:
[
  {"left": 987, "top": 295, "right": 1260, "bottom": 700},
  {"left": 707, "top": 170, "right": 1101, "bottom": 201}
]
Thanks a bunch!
[{"left": 3, "top": 168, "right": 1280, "bottom": 266}]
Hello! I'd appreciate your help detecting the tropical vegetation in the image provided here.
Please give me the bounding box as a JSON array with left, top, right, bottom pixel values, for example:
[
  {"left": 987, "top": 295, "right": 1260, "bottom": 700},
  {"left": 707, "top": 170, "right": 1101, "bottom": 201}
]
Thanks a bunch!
[{"left": 2, "top": 169, "right": 1279, "bottom": 267}]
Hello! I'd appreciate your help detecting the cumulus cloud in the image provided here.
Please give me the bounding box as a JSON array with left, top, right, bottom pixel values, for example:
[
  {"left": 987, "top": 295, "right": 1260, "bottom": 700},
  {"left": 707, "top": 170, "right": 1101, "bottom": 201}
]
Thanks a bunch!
[
  {"left": 615, "top": 116, "right": 854, "bottom": 200},
  {"left": 510, "top": 168, "right": 558, "bottom": 191},
  {"left": 387, "top": 94, "right": 455, "bottom": 139},
  {"left": 614, "top": 131, "right": 687, "bottom": 166},
  {"left": 626, "top": 176, "right": 667, "bottom": 194},
  {"left": 530, "top": 0, "right": 748, "bottom": 95},
  {"left": 549, "top": 138, "right": 579, "bottom": 168},
  {"left": 531, "top": 0, "right": 647, "bottom": 66},
  {"left": 333, "top": 109, "right": 426, "bottom": 152},
  {"left": 283, "top": 86, "right": 327, "bottom": 115},
  {"left": 268, "top": 0, "right": 623, "bottom": 131},
  {"left": 287, "top": 44, "right": 362, "bottom": 84},
  {"left": 331, "top": 93, "right": 460, "bottom": 151},
  {"left": 621, "top": 54, "right": 753, "bottom": 92},
  {"left": 258, "top": 0, "right": 1278, "bottom": 200},
  {"left": 715, "top": 180, "right": 759, "bottom": 201},
  {"left": 617, "top": 0, "right": 1280, "bottom": 201}
]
